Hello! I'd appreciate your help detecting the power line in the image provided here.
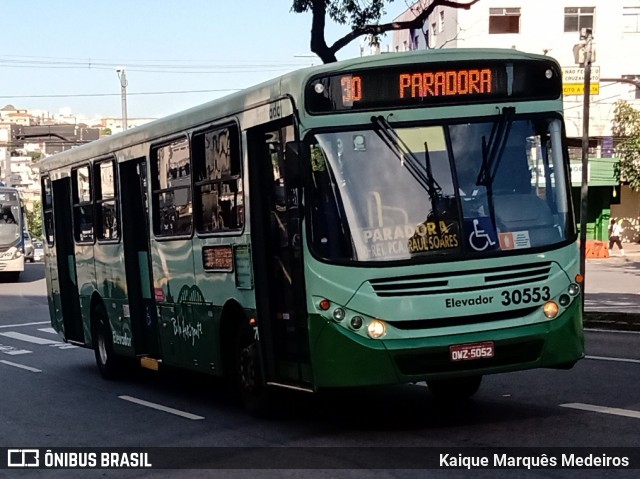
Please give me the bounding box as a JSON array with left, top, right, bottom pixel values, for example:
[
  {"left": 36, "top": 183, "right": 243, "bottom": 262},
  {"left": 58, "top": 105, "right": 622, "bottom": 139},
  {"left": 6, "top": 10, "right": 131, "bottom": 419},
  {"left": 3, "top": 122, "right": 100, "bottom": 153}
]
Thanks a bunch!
[
  {"left": 0, "top": 88, "right": 241, "bottom": 100},
  {"left": 0, "top": 54, "right": 309, "bottom": 73}
]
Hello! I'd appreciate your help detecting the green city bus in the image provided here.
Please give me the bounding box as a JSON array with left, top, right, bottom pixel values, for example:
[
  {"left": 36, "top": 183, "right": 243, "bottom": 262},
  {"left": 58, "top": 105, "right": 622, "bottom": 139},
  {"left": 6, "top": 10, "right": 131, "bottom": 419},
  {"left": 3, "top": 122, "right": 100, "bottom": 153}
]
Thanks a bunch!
[{"left": 39, "top": 48, "right": 584, "bottom": 412}]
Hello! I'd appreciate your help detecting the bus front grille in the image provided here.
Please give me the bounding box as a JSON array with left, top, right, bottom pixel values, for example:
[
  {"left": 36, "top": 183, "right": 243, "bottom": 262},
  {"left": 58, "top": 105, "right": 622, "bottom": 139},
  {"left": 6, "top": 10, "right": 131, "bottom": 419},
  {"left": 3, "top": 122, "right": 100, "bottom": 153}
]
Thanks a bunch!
[
  {"left": 386, "top": 306, "right": 538, "bottom": 330},
  {"left": 394, "top": 339, "right": 544, "bottom": 375},
  {"left": 368, "top": 262, "right": 553, "bottom": 297}
]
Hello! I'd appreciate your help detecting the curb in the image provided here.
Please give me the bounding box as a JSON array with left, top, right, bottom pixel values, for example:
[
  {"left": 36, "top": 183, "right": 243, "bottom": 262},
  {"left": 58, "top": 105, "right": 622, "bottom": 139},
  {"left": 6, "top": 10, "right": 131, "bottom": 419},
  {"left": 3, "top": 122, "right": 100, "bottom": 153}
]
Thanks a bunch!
[{"left": 583, "top": 311, "right": 640, "bottom": 332}]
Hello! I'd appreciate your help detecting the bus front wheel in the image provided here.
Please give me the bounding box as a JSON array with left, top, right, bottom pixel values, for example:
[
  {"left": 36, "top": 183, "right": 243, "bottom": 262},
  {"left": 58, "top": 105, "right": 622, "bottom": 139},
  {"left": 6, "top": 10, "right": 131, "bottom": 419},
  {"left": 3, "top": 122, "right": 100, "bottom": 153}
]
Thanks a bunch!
[
  {"left": 92, "top": 307, "right": 121, "bottom": 380},
  {"left": 426, "top": 375, "right": 482, "bottom": 401},
  {"left": 236, "top": 329, "right": 274, "bottom": 416}
]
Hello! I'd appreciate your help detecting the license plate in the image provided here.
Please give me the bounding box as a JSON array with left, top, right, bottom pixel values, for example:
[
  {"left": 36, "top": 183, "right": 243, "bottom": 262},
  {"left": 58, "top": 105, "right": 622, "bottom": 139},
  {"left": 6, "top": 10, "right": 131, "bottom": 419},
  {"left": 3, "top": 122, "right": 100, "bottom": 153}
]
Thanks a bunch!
[{"left": 450, "top": 341, "right": 494, "bottom": 362}]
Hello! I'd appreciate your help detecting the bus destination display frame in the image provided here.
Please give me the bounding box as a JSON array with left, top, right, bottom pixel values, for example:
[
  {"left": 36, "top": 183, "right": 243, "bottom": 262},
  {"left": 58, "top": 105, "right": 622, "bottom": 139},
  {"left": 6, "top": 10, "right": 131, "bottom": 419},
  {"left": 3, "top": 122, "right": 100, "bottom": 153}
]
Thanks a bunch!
[{"left": 305, "top": 59, "right": 562, "bottom": 114}]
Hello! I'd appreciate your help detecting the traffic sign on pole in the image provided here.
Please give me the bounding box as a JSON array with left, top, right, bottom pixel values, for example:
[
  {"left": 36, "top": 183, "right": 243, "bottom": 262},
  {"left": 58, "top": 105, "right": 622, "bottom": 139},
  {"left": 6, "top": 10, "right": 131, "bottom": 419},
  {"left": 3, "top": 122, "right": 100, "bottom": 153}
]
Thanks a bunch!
[{"left": 562, "top": 66, "right": 600, "bottom": 95}]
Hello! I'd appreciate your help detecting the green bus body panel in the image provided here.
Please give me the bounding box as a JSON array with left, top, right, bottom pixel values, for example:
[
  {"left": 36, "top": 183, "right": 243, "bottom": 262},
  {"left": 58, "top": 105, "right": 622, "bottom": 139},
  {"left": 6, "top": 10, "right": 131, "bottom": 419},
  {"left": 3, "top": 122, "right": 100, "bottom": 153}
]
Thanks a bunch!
[
  {"left": 310, "top": 298, "right": 583, "bottom": 388},
  {"left": 306, "top": 243, "right": 583, "bottom": 387},
  {"left": 158, "top": 303, "right": 222, "bottom": 373}
]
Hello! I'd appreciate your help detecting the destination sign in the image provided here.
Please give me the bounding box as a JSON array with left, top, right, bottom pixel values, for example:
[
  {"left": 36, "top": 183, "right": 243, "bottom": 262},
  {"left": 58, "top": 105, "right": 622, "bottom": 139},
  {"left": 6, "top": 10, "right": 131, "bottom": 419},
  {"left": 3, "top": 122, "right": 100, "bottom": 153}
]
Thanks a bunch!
[{"left": 306, "top": 59, "right": 562, "bottom": 113}]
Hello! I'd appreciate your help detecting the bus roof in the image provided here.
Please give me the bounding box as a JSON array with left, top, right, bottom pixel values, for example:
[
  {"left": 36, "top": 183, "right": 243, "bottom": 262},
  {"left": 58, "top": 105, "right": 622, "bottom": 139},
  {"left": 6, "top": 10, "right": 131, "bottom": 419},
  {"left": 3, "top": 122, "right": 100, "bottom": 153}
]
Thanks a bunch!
[{"left": 39, "top": 47, "right": 556, "bottom": 174}]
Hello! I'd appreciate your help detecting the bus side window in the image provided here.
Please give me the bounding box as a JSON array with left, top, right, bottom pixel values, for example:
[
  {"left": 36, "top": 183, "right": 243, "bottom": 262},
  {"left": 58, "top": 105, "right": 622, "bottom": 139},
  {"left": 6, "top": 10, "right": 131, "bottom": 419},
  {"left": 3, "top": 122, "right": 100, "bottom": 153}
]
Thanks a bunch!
[
  {"left": 72, "top": 165, "right": 94, "bottom": 243},
  {"left": 192, "top": 124, "right": 243, "bottom": 234},
  {"left": 151, "top": 137, "right": 193, "bottom": 237},
  {"left": 96, "top": 160, "right": 119, "bottom": 241}
]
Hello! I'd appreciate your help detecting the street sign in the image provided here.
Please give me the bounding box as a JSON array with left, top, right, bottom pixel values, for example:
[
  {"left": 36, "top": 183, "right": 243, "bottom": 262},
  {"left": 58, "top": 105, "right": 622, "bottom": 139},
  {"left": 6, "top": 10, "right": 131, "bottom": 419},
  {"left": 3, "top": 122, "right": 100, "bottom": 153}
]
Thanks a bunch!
[
  {"left": 563, "top": 84, "right": 600, "bottom": 95},
  {"left": 562, "top": 66, "right": 600, "bottom": 95}
]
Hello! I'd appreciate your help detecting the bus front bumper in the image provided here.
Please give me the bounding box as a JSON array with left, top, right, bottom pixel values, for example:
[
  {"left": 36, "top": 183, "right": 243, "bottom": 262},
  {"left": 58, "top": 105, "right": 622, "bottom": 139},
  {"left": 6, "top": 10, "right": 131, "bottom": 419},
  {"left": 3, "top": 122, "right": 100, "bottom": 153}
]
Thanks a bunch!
[
  {"left": 309, "top": 299, "right": 584, "bottom": 388},
  {"left": 0, "top": 256, "right": 25, "bottom": 273}
]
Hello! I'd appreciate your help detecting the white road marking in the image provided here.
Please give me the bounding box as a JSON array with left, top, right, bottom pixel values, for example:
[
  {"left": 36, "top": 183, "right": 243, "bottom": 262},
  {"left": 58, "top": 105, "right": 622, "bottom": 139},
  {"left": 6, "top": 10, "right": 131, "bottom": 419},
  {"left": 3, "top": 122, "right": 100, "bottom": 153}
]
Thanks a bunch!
[
  {"left": 586, "top": 355, "right": 640, "bottom": 364},
  {"left": 560, "top": 403, "right": 640, "bottom": 419},
  {"left": 0, "top": 321, "right": 50, "bottom": 329},
  {"left": 0, "top": 360, "right": 41, "bottom": 373},
  {"left": 585, "top": 328, "right": 640, "bottom": 335},
  {"left": 38, "top": 327, "right": 58, "bottom": 335},
  {"left": 0, "top": 331, "right": 61, "bottom": 345},
  {"left": 0, "top": 331, "right": 76, "bottom": 350},
  {"left": 0, "top": 346, "right": 32, "bottom": 355},
  {"left": 118, "top": 395, "right": 204, "bottom": 420}
]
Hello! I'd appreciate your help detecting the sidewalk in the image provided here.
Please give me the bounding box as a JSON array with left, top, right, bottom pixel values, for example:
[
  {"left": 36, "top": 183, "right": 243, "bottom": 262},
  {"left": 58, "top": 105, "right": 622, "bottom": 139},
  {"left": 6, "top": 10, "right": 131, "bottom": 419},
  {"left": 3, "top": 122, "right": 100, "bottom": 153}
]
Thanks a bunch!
[{"left": 584, "top": 241, "right": 640, "bottom": 331}]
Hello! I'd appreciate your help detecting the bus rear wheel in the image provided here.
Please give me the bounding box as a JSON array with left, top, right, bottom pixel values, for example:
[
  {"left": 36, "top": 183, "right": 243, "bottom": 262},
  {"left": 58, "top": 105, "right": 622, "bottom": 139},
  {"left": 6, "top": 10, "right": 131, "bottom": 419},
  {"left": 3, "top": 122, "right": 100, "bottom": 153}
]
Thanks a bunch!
[
  {"left": 93, "top": 307, "right": 121, "bottom": 380},
  {"left": 426, "top": 375, "right": 482, "bottom": 401}
]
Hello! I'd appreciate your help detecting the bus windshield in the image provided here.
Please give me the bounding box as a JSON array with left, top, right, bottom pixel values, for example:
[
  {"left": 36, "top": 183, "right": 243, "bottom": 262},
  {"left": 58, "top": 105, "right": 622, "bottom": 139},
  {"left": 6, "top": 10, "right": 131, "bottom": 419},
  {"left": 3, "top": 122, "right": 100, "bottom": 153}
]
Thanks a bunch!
[
  {"left": 307, "top": 115, "right": 571, "bottom": 263},
  {"left": 0, "top": 201, "right": 21, "bottom": 247}
]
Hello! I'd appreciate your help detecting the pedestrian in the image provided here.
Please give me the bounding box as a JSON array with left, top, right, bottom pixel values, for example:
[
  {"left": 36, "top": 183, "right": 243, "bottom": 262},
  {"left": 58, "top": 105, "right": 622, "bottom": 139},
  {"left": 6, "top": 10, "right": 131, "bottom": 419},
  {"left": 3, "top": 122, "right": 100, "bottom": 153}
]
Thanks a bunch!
[{"left": 608, "top": 218, "right": 625, "bottom": 256}]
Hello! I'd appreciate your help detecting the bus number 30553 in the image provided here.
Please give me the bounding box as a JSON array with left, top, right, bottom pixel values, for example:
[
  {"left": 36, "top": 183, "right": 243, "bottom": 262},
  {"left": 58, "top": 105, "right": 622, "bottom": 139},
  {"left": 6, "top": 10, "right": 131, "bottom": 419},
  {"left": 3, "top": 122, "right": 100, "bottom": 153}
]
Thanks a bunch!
[{"left": 501, "top": 286, "right": 551, "bottom": 306}]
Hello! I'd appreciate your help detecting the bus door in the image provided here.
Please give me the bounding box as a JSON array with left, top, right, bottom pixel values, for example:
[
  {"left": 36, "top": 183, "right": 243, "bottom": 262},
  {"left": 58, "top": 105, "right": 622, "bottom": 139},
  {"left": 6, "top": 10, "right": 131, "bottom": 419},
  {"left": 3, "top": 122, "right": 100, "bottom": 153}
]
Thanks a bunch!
[
  {"left": 51, "top": 177, "right": 84, "bottom": 343},
  {"left": 247, "top": 118, "right": 310, "bottom": 387},
  {"left": 119, "top": 159, "right": 159, "bottom": 358}
]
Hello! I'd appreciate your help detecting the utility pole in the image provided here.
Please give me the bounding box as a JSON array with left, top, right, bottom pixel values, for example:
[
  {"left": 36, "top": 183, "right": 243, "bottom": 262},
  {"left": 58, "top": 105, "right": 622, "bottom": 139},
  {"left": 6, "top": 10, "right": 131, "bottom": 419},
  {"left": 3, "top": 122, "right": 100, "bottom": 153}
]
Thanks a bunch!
[
  {"left": 116, "top": 67, "right": 128, "bottom": 132},
  {"left": 578, "top": 28, "right": 593, "bottom": 285}
]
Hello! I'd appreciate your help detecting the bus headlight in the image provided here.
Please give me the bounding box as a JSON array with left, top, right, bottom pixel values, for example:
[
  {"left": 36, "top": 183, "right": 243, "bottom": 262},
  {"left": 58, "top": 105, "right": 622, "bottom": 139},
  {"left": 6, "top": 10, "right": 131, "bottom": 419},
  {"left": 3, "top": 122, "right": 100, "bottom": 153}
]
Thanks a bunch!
[
  {"left": 332, "top": 308, "right": 346, "bottom": 322},
  {"left": 543, "top": 301, "right": 559, "bottom": 318},
  {"left": 559, "top": 294, "right": 571, "bottom": 307},
  {"left": 350, "top": 316, "right": 363, "bottom": 330},
  {"left": 568, "top": 283, "right": 580, "bottom": 296},
  {"left": 367, "top": 319, "right": 387, "bottom": 339}
]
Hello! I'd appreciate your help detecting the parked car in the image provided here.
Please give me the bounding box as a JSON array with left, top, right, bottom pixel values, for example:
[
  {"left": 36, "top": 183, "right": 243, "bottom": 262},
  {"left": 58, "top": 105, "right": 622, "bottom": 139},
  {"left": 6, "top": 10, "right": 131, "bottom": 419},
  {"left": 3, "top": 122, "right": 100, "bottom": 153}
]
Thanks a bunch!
[
  {"left": 23, "top": 231, "right": 34, "bottom": 262},
  {"left": 33, "top": 240, "right": 44, "bottom": 262}
]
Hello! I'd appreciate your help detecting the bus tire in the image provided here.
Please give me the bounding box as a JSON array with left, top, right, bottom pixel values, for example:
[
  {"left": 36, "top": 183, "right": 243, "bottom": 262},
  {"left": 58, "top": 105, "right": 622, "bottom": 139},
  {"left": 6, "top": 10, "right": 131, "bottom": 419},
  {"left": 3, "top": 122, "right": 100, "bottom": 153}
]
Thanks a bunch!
[
  {"left": 92, "top": 306, "right": 121, "bottom": 380},
  {"left": 236, "top": 328, "right": 274, "bottom": 417},
  {"left": 426, "top": 375, "right": 482, "bottom": 401}
]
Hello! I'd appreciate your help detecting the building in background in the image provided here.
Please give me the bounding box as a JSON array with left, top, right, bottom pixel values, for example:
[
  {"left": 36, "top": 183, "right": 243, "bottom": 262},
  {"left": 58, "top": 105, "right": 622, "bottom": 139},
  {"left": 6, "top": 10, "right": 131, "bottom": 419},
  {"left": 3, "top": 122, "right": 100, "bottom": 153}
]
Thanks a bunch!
[
  {"left": 101, "top": 117, "right": 157, "bottom": 134},
  {"left": 392, "top": 0, "right": 640, "bottom": 241},
  {"left": 0, "top": 105, "right": 156, "bottom": 214}
]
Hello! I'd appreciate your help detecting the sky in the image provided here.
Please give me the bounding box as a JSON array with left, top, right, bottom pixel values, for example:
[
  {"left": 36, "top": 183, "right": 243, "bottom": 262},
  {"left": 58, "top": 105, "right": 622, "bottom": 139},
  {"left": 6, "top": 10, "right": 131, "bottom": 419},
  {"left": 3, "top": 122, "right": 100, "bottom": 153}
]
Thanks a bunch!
[{"left": 0, "top": 0, "right": 411, "bottom": 122}]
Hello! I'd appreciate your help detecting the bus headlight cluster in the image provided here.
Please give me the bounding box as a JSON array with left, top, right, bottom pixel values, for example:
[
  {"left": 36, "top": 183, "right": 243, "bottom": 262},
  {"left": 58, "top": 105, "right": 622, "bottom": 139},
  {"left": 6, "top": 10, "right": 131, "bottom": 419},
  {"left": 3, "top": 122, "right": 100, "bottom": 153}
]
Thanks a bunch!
[
  {"left": 316, "top": 298, "right": 387, "bottom": 338},
  {"left": 0, "top": 246, "right": 21, "bottom": 260}
]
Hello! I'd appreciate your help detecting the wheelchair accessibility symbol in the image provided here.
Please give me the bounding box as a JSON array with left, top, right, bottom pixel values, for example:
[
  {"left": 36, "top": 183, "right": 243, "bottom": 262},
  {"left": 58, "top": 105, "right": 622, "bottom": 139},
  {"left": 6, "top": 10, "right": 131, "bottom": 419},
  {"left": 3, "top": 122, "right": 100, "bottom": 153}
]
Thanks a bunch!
[{"left": 468, "top": 218, "right": 497, "bottom": 251}]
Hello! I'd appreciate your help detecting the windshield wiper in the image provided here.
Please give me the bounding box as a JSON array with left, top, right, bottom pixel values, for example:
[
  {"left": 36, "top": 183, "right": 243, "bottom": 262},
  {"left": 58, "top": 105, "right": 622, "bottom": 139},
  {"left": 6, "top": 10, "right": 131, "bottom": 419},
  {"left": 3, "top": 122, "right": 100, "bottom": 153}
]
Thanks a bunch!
[
  {"left": 476, "top": 107, "right": 515, "bottom": 187},
  {"left": 371, "top": 115, "right": 443, "bottom": 209}
]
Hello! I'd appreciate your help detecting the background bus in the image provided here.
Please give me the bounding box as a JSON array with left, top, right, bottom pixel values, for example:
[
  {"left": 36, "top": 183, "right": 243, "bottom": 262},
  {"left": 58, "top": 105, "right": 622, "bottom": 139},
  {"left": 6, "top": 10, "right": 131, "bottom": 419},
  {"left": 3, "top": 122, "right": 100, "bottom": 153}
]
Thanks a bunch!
[
  {"left": 39, "top": 48, "right": 584, "bottom": 413},
  {"left": 0, "top": 186, "right": 27, "bottom": 281}
]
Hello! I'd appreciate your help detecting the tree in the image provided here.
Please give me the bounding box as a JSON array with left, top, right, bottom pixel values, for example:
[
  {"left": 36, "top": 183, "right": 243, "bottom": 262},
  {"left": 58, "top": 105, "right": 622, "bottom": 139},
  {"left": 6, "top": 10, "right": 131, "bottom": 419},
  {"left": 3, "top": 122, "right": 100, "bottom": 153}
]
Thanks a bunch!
[
  {"left": 27, "top": 151, "right": 42, "bottom": 162},
  {"left": 291, "top": 0, "right": 480, "bottom": 63},
  {"left": 612, "top": 100, "right": 640, "bottom": 191},
  {"left": 26, "top": 200, "right": 43, "bottom": 239}
]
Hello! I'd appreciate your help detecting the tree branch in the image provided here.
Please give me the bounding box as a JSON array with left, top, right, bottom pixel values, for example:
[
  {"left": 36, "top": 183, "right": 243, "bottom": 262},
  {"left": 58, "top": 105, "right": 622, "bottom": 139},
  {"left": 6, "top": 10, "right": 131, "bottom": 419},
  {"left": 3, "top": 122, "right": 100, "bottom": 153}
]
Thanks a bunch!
[
  {"left": 312, "top": 0, "right": 481, "bottom": 62},
  {"left": 309, "top": 1, "right": 337, "bottom": 63}
]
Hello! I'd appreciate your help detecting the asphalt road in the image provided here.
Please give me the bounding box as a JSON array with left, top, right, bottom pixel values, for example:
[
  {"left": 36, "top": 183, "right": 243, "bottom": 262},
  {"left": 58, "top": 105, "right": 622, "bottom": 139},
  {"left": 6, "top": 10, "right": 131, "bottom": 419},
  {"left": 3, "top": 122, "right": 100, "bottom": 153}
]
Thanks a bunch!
[{"left": 1, "top": 263, "right": 639, "bottom": 478}]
